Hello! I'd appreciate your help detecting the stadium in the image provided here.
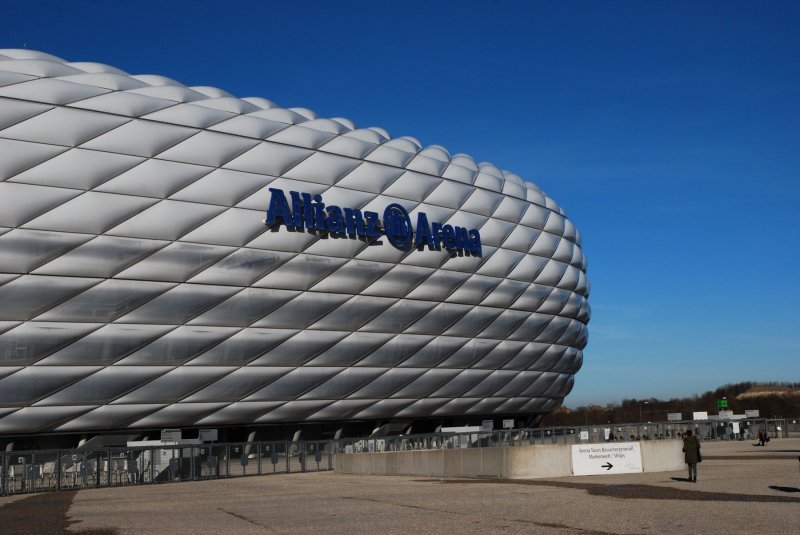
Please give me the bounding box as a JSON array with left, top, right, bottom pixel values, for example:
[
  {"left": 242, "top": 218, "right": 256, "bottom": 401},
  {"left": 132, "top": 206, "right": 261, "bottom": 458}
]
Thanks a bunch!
[{"left": 0, "top": 49, "right": 589, "bottom": 447}]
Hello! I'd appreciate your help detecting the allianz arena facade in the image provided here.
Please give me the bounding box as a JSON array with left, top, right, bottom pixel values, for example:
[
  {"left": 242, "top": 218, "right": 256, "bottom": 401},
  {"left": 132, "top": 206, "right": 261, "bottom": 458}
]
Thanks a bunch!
[{"left": 0, "top": 50, "right": 589, "bottom": 441}]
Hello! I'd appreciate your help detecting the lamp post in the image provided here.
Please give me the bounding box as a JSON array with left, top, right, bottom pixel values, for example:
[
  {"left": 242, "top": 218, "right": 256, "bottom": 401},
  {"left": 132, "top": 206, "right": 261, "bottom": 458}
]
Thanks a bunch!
[{"left": 639, "top": 400, "right": 649, "bottom": 422}]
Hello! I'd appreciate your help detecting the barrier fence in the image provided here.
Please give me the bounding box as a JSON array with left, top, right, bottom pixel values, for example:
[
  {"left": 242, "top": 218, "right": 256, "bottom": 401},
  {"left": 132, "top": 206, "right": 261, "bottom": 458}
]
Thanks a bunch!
[
  {"left": 1, "top": 440, "right": 332, "bottom": 496},
  {"left": 0, "top": 417, "right": 790, "bottom": 496},
  {"left": 334, "top": 418, "right": 787, "bottom": 454}
]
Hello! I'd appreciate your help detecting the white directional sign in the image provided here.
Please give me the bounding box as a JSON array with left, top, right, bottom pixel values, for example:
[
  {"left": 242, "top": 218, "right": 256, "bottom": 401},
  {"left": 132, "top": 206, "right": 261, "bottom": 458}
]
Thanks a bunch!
[
  {"left": 571, "top": 442, "right": 643, "bottom": 476},
  {"left": 161, "top": 428, "right": 181, "bottom": 442}
]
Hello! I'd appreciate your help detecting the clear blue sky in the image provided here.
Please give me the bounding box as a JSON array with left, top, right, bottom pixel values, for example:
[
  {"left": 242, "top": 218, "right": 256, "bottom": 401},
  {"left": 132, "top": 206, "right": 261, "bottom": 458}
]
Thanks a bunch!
[{"left": 5, "top": 1, "right": 799, "bottom": 406}]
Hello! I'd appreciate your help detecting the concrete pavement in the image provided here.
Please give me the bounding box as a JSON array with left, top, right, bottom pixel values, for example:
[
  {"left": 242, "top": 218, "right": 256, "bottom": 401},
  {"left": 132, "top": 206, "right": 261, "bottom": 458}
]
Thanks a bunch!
[{"left": 1, "top": 437, "right": 798, "bottom": 534}]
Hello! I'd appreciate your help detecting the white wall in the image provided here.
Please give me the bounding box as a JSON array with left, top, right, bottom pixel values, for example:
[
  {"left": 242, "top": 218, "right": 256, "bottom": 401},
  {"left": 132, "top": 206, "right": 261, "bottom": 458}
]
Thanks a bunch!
[{"left": 335, "top": 440, "right": 685, "bottom": 479}]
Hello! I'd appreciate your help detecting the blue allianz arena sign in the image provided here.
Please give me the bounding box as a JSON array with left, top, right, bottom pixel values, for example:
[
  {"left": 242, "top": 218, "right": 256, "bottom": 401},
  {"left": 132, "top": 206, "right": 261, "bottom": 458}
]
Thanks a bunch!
[{"left": 265, "top": 188, "right": 482, "bottom": 256}]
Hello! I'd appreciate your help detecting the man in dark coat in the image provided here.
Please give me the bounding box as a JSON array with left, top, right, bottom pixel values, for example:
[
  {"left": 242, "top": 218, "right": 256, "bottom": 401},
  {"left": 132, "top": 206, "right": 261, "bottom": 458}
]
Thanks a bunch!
[{"left": 682, "top": 429, "right": 701, "bottom": 482}]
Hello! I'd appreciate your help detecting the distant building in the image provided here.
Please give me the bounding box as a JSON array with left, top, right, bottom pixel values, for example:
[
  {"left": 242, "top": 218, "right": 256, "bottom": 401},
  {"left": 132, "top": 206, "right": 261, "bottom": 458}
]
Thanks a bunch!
[{"left": 0, "top": 50, "right": 589, "bottom": 444}]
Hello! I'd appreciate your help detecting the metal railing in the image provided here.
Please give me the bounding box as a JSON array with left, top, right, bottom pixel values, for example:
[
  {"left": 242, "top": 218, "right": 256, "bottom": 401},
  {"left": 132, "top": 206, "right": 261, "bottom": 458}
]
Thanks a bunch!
[
  {"left": 1, "top": 439, "right": 332, "bottom": 496},
  {"left": 1, "top": 417, "right": 789, "bottom": 496},
  {"left": 332, "top": 418, "right": 789, "bottom": 454}
]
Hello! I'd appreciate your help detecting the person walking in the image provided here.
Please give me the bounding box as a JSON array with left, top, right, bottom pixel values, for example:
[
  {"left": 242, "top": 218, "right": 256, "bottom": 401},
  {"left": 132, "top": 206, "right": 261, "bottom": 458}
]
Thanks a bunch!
[{"left": 682, "top": 429, "right": 701, "bottom": 482}]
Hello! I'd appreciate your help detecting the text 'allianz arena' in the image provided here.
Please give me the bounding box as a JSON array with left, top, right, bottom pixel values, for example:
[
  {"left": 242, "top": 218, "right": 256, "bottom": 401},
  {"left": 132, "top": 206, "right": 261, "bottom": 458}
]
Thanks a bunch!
[{"left": 0, "top": 50, "right": 589, "bottom": 440}]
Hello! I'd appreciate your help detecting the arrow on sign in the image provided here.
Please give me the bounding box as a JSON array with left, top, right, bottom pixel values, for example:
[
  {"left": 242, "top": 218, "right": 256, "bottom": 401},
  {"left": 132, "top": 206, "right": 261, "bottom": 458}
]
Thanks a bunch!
[{"left": 601, "top": 462, "right": 614, "bottom": 470}]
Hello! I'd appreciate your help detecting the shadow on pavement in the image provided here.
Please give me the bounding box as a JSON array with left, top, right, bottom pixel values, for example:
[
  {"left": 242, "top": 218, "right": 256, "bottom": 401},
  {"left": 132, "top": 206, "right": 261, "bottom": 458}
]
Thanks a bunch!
[
  {"left": 670, "top": 477, "right": 692, "bottom": 483},
  {"left": 769, "top": 486, "right": 800, "bottom": 493},
  {"left": 0, "top": 491, "right": 118, "bottom": 535},
  {"left": 438, "top": 479, "right": 800, "bottom": 503}
]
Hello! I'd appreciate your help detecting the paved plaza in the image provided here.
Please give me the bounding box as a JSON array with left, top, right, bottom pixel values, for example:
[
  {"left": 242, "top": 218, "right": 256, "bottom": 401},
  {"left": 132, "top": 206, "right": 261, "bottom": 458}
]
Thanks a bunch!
[{"left": 1, "top": 438, "right": 798, "bottom": 534}]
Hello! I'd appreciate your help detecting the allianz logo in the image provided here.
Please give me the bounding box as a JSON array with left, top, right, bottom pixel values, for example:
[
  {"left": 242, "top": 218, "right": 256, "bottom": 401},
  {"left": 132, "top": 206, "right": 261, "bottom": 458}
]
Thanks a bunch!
[{"left": 264, "top": 188, "right": 482, "bottom": 256}]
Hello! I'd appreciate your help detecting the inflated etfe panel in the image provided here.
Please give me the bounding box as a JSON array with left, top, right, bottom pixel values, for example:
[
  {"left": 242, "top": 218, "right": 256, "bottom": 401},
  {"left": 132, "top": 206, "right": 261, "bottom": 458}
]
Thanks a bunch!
[{"left": 0, "top": 50, "right": 589, "bottom": 435}]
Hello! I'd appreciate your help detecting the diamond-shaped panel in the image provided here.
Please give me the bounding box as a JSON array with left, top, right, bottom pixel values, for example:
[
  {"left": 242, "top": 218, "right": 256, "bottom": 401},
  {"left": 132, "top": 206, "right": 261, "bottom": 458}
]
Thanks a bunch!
[{"left": 0, "top": 49, "right": 589, "bottom": 435}]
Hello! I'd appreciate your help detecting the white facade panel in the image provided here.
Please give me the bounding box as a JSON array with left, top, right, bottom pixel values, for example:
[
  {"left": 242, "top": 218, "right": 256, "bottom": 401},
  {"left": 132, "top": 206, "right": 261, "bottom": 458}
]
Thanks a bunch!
[{"left": 0, "top": 49, "right": 590, "bottom": 435}]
